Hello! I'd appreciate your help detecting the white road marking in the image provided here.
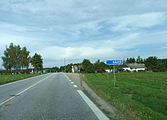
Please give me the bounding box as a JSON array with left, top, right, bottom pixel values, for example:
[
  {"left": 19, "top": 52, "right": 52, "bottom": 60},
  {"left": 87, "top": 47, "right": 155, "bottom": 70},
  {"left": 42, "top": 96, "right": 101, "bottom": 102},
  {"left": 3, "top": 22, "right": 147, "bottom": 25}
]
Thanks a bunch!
[
  {"left": 63, "top": 74, "right": 73, "bottom": 83},
  {"left": 64, "top": 74, "right": 73, "bottom": 82},
  {"left": 0, "top": 74, "right": 53, "bottom": 106},
  {"left": 73, "top": 85, "right": 78, "bottom": 88},
  {"left": 77, "top": 90, "right": 109, "bottom": 120}
]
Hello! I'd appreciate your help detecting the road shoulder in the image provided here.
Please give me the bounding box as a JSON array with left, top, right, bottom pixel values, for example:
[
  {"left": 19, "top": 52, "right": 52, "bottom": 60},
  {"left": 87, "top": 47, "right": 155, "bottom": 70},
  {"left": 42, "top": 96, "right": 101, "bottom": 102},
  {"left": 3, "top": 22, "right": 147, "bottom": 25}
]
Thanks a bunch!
[{"left": 66, "top": 73, "right": 126, "bottom": 120}]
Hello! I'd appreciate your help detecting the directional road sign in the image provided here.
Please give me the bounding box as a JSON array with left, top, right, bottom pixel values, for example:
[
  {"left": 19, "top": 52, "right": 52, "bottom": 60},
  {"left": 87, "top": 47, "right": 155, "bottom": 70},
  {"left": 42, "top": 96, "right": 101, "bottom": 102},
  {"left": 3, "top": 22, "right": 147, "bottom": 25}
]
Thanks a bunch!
[{"left": 106, "top": 60, "right": 123, "bottom": 65}]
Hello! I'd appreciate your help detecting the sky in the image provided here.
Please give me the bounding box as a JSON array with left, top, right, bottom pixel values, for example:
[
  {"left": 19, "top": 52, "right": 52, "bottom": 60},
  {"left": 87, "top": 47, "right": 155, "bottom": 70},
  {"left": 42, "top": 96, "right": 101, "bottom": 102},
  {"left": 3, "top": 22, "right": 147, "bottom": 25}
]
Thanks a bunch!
[{"left": 0, "top": 0, "right": 167, "bottom": 67}]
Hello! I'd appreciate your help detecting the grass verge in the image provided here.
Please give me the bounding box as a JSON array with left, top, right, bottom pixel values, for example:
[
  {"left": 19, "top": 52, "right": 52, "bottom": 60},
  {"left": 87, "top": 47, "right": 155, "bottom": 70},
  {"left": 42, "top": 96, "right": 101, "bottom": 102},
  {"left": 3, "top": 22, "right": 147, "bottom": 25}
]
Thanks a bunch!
[
  {"left": 84, "top": 72, "right": 167, "bottom": 120},
  {"left": 0, "top": 74, "right": 43, "bottom": 85}
]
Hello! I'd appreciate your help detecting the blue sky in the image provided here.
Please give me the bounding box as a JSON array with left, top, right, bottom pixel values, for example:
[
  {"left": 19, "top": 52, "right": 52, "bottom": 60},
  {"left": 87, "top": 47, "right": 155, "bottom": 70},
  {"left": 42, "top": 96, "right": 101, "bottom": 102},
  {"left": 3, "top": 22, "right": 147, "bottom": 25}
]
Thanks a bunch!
[{"left": 0, "top": 0, "right": 167, "bottom": 67}]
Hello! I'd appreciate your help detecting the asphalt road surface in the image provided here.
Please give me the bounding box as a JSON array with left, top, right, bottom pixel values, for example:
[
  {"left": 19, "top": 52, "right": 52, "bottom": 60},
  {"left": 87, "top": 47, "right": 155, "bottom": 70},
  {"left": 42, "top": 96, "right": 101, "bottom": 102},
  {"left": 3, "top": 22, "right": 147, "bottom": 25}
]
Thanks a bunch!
[{"left": 0, "top": 73, "right": 109, "bottom": 120}]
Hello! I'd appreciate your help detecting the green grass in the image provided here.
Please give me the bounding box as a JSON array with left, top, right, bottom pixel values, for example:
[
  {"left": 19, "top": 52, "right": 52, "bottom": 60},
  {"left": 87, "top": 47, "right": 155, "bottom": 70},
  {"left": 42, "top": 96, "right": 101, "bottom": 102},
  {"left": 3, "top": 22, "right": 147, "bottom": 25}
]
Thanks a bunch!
[
  {"left": 0, "top": 74, "right": 42, "bottom": 85},
  {"left": 84, "top": 72, "right": 167, "bottom": 120}
]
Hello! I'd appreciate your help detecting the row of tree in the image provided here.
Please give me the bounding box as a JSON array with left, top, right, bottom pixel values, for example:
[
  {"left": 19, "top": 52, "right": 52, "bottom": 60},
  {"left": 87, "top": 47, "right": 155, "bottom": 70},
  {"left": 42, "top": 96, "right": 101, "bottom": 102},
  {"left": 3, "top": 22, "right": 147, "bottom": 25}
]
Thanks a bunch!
[
  {"left": 81, "top": 59, "right": 108, "bottom": 73},
  {"left": 1, "top": 43, "right": 43, "bottom": 73},
  {"left": 2, "top": 43, "right": 30, "bottom": 71},
  {"left": 57, "top": 56, "right": 167, "bottom": 73},
  {"left": 144, "top": 56, "right": 167, "bottom": 72},
  {"left": 126, "top": 56, "right": 144, "bottom": 63},
  {"left": 3, "top": 43, "right": 165, "bottom": 73},
  {"left": 126, "top": 56, "right": 167, "bottom": 72},
  {"left": 55, "top": 59, "right": 112, "bottom": 73}
]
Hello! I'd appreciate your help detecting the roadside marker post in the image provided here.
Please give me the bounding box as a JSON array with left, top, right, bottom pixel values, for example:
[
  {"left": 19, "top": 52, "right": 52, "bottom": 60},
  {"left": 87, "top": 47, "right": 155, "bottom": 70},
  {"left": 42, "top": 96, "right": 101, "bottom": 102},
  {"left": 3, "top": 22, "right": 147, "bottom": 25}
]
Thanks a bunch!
[{"left": 106, "top": 60, "right": 123, "bottom": 87}]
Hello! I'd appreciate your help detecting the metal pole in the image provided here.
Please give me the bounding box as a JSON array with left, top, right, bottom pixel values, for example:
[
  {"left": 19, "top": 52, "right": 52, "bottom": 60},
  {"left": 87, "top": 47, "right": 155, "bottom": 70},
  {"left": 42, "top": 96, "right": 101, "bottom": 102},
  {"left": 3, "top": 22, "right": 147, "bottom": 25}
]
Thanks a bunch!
[
  {"left": 64, "top": 58, "right": 66, "bottom": 72},
  {"left": 113, "top": 65, "right": 116, "bottom": 87}
]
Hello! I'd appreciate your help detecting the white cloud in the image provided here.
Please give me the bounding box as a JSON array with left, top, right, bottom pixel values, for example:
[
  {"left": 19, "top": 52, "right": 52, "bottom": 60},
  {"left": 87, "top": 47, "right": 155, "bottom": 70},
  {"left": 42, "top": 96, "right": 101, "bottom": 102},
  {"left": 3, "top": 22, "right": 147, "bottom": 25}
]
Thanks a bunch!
[
  {"left": 0, "top": 33, "right": 45, "bottom": 53},
  {"left": 0, "top": 0, "right": 167, "bottom": 67},
  {"left": 111, "top": 12, "right": 167, "bottom": 31},
  {"left": 104, "top": 33, "right": 141, "bottom": 49},
  {"left": 39, "top": 46, "right": 116, "bottom": 60},
  {"left": 39, "top": 30, "right": 167, "bottom": 61},
  {"left": 0, "top": 22, "right": 27, "bottom": 32}
]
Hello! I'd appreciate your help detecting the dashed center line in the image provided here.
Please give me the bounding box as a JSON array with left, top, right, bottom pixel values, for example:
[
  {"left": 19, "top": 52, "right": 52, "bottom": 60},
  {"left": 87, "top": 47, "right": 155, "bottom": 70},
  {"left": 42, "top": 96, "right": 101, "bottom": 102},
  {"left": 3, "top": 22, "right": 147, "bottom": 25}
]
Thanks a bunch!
[{"left": 73, "top": 85, "right": 78, "bottom": 88}]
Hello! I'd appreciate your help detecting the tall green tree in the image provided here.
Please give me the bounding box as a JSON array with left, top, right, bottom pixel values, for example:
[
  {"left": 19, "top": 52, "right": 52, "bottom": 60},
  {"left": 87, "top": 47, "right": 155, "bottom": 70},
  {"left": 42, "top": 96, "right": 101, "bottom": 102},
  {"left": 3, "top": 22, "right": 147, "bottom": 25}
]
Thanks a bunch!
[
  {"left": 2, "top": 43, "right": 15, "bottom": 71},
  {"left": 31, "top": 53, "right": 43, "bottom": 73},
  {"left": 94, "top": 60, "right": 107, "bottom": 73},
  {"left": 21, "top": 47, "right": 30, "bottom": 69},
  {"left": 2, "top": 48, "right": 12, "bottom": 71},
  {"left": 1, "top": 43, "right": 30, "bottom": 71},
  {"left": 136, "top": 56, "right": 144, "bottom": 63},
  {"left": 126, "top": 58, "right": 136, "bottom": 63},
  {"left": 82, "top": 59, "right": 94, "bottom": 73},
  {"left": 13, "top": 45, "right": 22, "bottom": 70},
  {"left": 144, "top": 56, "right": 158, "bottom": 72},
  {"left": 60, "top": 66, "right": 65, "bottom": 72},
  {"left": 65, "top": 64, "right": 73, "bottom": 72},
  {"left": 156, "top": 59, "right": 167, "bottom": 72}
]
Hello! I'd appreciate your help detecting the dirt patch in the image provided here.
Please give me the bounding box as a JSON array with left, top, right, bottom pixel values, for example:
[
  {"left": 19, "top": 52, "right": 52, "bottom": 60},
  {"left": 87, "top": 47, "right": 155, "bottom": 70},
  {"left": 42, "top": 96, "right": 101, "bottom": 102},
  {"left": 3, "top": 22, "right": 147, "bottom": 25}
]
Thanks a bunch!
[
  {"left": 10, "top": 94, "right": 20, "bottom": 97},
  {"left": 66, "top": 73, "right": 126, "bottom": 120}
]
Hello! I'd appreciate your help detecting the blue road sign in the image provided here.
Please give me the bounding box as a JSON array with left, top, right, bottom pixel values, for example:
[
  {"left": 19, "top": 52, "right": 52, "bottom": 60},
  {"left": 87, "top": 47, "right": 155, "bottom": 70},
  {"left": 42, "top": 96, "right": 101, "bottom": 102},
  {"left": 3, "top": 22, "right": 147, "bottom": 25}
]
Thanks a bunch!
[{"left": 106, "top": 60, "right": 123, "bottom": 65}]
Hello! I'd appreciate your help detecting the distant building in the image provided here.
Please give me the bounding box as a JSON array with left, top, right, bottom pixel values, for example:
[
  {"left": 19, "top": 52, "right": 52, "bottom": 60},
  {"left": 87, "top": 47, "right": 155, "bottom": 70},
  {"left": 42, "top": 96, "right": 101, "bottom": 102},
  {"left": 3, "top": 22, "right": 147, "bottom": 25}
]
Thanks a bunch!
[
  {"left": 72, "top": 65, "right": 81, "bottom": 73},
  {"left": 122, "top": 63, "right": 146, "bottom": 72},
  {"left": 105, "top": 69, "right": 113, "bottom": 73}
]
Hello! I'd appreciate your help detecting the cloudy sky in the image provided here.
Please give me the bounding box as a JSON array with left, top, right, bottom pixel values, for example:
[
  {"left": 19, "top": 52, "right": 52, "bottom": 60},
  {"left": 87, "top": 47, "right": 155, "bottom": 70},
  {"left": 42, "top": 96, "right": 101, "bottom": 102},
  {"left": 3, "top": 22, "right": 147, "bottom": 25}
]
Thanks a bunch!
[{"left": 0, "top": 0, "right": 167, "bottom": 67}]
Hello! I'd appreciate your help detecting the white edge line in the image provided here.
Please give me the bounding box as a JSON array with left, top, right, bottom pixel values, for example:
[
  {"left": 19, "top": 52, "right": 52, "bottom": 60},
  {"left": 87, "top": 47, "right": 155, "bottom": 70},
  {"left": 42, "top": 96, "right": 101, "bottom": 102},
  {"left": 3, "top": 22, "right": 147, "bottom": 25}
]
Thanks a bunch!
[
  {"left": 77, "top": 90, "right": 109, "bottom": 120},
  {"left": 63, "top": 73, "right": 72, "bottom": 81},
  {"left": 0, "top": 74, "right": 53, "bottom": 106}
]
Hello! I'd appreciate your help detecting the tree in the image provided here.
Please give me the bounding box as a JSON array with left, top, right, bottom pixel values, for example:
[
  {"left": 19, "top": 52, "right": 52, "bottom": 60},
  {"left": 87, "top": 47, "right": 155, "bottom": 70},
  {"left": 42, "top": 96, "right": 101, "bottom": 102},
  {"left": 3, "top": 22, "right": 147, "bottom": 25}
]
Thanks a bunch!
[
  {"left": 82, "top": 59, "right": 94, "bottom": 73},
  {"left": 65, "top": 64, "right": 73, "bottom": 72},
  {"left": 136, "top": 56, "right": 144, "bottom": 63},
  {"left": 1, "top": 43, "right": 30, "bottom": 72},
  {"left": 94, "top": 60, "right": 107, "bottom": 73},
  {"left": 60, "top": 66, "right": 65, "bottom": 72},
  {"left": 144, "top": 56, "right": 158, "bottom": 72},
  {"left": 31, "top": 53, "right": 43, "bottom": 73},
  {"left": 47, "top": 66, "right": 60, "bottom": 73},
  {"left": 2, "top": 43, "right": 15, "bottom": 71},
  {"left": 13, "top": 45, "right": 22, "bottom": 71},
  {"left": 126, "top": 57, "right": 136, "bottom": 63},
  {"left": 2, "top": 50, "right": 12, "bottom": 71},
  {"left": 21, "top": 47, "right": 30, "bottom": 70},
  {"left": 156, "top": 59, "right": 167, "bottom": 72}
]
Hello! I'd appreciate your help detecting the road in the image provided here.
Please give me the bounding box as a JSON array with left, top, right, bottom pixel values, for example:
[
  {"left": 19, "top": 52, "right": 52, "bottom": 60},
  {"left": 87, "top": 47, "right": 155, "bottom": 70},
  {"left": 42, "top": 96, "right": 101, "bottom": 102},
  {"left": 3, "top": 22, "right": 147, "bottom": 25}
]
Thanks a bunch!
[{"left": 0, "top": 73, "right": 109, "bottom": 120}]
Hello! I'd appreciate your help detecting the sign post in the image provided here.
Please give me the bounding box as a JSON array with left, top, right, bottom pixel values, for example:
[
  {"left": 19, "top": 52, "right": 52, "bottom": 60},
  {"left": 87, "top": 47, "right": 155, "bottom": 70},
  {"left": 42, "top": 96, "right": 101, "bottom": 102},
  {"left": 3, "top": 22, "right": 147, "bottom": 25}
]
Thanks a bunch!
[
  {"left": 113, "top": 65, "right": 116, "bottom": 87},
  {"left": 106, "top": 60, "right": 123, "bottom": 87}
]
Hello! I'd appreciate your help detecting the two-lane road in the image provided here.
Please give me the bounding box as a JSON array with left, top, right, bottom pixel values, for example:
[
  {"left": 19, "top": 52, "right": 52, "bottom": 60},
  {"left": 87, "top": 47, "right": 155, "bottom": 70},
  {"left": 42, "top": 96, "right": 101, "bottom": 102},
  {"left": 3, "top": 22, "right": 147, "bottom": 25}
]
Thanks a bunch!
[{"left": 0, "top": 73, "right": 109, "bottom": 120}]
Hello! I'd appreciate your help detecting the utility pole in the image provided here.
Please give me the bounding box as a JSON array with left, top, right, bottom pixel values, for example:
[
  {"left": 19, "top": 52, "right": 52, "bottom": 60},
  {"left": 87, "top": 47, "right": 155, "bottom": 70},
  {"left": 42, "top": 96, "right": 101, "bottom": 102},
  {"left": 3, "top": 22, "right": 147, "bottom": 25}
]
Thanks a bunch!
[
  {"left": 1, "top": 63, "right": 2, "bottom": 70},
  {"left": 64, "top": 58, "right": 66, "bottom": 72}
]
